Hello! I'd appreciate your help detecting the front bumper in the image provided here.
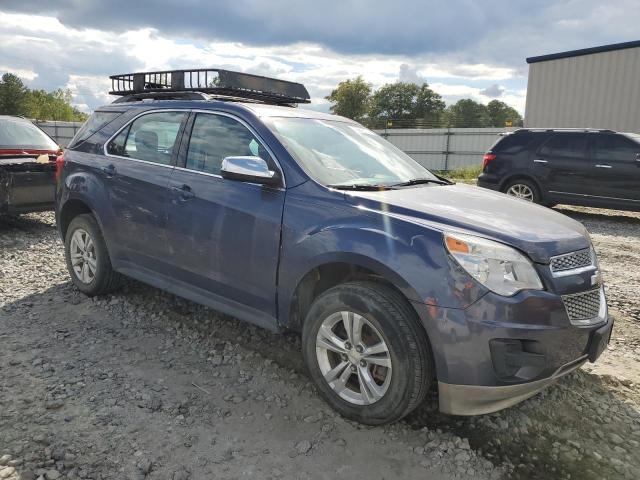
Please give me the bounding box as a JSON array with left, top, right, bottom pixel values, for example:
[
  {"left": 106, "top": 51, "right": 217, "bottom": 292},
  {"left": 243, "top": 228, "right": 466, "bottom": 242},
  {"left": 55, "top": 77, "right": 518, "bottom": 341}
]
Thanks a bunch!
[
  {"left": 438, "top": 355, "right": 586, "bottom": 415},
  {"left": 411, "top": 284, "right": 612, "bottom": 415},
  {"left": 438, "top": 318, "right": 612, "bottom": 415}
]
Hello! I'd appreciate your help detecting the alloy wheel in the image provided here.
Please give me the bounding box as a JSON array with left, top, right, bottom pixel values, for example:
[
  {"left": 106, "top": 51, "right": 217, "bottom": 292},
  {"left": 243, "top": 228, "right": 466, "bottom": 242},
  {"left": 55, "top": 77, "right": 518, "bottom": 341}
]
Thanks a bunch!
[
  {"left": 69, "top": 228, "right": 97, "bottom": 284},
  {"left": 315, "top": 311, "right": 392, "bottom": 405},
  {"left": 506, "top": 183, "right": 535, "bottom": 201}
]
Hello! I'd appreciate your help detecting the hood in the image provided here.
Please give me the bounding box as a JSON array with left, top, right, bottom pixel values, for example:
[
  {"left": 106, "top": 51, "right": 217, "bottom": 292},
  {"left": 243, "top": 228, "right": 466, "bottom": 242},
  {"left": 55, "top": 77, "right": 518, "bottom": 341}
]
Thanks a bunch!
[{"left": 343, "top": 183, "right": 589, "bottom": 263}]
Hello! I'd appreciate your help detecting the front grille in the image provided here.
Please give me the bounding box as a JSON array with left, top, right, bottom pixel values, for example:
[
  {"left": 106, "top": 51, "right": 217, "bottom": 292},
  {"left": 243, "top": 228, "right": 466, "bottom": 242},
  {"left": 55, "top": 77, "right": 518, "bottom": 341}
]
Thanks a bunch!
[
  {"left": 562, "top": 289, "right": 601, "bottom": 324},
  {"left": 550, "top": 248, "right": 593, "bottom": 273}
]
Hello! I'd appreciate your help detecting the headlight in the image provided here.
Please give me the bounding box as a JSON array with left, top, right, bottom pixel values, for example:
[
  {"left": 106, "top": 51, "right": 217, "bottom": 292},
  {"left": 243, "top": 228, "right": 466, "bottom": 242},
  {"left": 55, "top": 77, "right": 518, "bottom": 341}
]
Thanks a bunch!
[{"left": 444, "top": 232, "right": 543, "bottom": 296}]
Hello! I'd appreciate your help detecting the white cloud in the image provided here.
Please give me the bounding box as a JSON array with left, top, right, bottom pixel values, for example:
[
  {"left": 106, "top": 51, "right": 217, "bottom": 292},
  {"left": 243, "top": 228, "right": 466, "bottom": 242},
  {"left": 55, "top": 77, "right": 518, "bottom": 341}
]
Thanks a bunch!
[
  {"left": 0, "top": 10, "right": 527, "bottom": 113},
  {"left": 0, "top": 65, "right": 38, "bottom": 80}
]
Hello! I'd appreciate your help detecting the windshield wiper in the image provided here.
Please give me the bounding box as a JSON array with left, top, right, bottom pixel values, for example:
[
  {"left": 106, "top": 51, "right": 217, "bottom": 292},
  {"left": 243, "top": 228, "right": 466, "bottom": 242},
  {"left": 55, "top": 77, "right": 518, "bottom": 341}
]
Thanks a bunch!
[
  {"left": 327, "top": 183, "right": 396, "bottom": 191},
  {"left": 391, "top": 177, "right": 453, "bottom": 187}
]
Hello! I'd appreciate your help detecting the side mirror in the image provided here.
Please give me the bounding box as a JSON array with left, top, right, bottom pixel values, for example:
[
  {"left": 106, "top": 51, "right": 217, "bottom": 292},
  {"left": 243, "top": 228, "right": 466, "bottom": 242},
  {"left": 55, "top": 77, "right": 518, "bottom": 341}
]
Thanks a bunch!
[{"left": 220, "top": 156, "right": 279, "bottom": 185}]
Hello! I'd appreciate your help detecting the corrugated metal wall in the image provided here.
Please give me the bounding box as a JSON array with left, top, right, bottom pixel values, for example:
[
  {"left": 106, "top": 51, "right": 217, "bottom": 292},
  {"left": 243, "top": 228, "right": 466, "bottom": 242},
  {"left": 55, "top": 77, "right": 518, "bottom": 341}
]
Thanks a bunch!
[
  {"left": 374, "top": 128, "right": 508, "bottom": 170},
  {"left": 525, "top": 47, "right": 640, "bottom": 132},
  {"left": 35, "top": 120, "right": 83, "bottom": 147}
]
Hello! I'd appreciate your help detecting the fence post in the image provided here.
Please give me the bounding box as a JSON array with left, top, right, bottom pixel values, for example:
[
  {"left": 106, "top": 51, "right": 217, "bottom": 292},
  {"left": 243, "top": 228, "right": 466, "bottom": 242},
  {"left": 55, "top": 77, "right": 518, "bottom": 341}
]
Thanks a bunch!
[{"left": 444, "top": 126, "right": 451, "bottom": 171}]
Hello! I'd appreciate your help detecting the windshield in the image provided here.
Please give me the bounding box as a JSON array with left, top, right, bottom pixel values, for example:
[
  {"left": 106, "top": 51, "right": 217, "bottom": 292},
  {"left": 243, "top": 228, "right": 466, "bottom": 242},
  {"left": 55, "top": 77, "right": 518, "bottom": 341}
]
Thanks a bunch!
[
  {"left": 263, "top": 117, "right": 438, "bottom": 187},
  {"left": 0, "top": 118, "right": 58, "bottom": 150}
]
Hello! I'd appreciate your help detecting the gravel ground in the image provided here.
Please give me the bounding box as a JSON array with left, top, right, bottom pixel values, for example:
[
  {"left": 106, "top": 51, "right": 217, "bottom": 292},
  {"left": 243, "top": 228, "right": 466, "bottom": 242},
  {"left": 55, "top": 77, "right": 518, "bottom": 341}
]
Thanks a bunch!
[{"left": 1, "top": 207, "right": 639, "bottom": 480}]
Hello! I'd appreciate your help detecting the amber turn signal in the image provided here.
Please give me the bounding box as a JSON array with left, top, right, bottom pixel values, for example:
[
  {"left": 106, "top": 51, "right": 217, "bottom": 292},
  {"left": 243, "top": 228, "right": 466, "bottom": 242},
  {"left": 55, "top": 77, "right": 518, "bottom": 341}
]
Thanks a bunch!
[{"left": 445, "top": 236, "right": 470, "bottom": 254}]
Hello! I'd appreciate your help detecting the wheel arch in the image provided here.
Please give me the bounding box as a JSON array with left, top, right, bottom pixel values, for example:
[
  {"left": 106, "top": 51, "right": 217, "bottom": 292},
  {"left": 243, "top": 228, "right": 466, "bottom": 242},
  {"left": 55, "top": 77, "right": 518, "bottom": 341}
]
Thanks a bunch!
[
  {"left": 58, "top": 196, "right": 115, "bottom": 256},
  {"left": 59, "top": 198, "right": 95, "bottom": 241},
  {"left": 283, "top": 254, "right": 424, "bottom": 333}
]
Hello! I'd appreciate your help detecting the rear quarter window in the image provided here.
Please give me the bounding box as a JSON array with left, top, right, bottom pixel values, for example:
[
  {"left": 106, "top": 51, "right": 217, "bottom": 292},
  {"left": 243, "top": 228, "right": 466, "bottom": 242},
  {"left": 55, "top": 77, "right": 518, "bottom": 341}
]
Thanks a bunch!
[
  {"left": 491, "top": 132, "right": 535, "bottom": 154},
  {"left": 68, "top": 111, "right": 122, "bottom": 148}
]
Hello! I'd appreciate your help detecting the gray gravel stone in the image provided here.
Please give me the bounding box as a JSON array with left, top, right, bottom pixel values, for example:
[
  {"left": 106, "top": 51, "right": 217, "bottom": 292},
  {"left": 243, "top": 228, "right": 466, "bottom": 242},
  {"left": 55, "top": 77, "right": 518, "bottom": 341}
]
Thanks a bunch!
[{"left": 2, "top": 209, "right": 638, "bottom": 480}]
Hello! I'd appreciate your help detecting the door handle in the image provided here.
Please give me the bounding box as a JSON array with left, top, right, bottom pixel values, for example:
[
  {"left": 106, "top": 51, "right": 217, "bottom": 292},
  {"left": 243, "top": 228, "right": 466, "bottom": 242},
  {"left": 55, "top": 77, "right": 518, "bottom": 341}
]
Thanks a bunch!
[
  {"left": 171, "top": 184, "right": 195, "bottom": 201},
  {"left": 533, "top": 159, "right": 548, "bottom": 163},
  {"left": 594, "top": 164, "right": 612, "bottom": 169},
  {"left": 100, "top": 164, "right": 116, "bottom": 177}
]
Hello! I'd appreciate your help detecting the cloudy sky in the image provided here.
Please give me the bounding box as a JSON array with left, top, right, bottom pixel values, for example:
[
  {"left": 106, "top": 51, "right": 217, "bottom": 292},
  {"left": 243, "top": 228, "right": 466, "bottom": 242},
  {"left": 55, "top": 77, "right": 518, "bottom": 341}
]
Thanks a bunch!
[{"left": 1, "top": 1, "right": 638, "bottom": 114}]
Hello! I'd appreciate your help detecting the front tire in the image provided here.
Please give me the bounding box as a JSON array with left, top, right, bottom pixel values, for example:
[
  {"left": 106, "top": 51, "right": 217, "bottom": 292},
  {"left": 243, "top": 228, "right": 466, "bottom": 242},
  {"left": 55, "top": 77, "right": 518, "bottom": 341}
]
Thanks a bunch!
[
  {"left": 302, "top": 281, "right": 433, "bottom": 425},
  {"left": 64, "top": 213, "right": 122, "bottom": 296}
]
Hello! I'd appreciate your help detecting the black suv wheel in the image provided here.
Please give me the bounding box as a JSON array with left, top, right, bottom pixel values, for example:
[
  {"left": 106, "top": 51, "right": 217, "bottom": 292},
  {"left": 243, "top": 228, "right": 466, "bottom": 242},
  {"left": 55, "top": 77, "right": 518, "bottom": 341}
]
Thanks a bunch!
[{"left": 503, "top": 178, "right": 541, "bottom": 204}]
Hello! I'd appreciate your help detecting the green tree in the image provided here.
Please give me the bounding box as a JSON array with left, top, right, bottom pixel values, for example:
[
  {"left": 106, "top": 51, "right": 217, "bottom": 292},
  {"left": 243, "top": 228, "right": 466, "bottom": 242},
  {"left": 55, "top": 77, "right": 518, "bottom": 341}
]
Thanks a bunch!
[
  {"left": 368, "top": 82, "right": 445, "bottom": 125},
  {"left": 325, "top": 76, "right": 371, "bottom": 121},
  {"left": 0, "top": 73, "right": 87, "bottom": 121},
  {"left": 0, "top": 73, "right": 28, "bottom": 116},
  {"left": 414, "top": 84, "right": 446, "bottom": 125},
  {"left": 486, "top": 100, "right": 523, "bottom": 127},
  {"left": 443, "top": 99, "right": 491, "bottom": 128},
  {"left": 25, "top": 88, "right": 87, "bottom": 121}
]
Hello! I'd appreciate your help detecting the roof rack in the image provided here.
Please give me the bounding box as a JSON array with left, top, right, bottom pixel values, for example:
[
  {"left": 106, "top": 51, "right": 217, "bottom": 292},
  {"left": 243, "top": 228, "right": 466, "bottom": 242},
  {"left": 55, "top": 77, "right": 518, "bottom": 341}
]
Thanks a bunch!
[
  {"left": 513, "top": 128, "right": 615, "bottom": 134},
  {"left": 109, "top": 69, "right": 310, "bottom": 106},
  {"left": 111, "top": 91, "right": 210, "bottom": 103}
]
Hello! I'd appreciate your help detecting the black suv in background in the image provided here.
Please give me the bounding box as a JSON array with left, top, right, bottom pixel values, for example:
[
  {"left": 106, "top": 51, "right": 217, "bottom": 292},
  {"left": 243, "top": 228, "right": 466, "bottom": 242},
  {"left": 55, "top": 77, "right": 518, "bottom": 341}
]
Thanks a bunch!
[{"left": 477, "top": 128, "right": 640, "bottom": 211}]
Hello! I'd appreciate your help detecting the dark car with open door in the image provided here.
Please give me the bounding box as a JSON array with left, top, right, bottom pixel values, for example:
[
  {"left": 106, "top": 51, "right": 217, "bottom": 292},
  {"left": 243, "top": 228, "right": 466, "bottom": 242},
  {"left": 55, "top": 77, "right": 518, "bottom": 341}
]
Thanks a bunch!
[{"left": 0, "top": 115, "right": 63, "bottom": 215}]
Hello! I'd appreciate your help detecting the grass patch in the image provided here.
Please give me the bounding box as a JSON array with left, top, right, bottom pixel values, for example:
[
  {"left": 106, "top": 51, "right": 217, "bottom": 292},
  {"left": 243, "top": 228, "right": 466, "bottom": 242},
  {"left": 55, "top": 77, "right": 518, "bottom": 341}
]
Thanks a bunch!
[{"left": 435, "top": 165, "right": 482, "bottom": 184}]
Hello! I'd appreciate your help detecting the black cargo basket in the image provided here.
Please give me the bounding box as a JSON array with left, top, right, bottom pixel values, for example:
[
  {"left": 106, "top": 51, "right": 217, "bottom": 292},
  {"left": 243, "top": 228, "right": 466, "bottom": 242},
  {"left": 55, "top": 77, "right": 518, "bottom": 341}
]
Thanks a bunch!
[{"left": 109, "top": 69, "right": 310, "bottom": 105}]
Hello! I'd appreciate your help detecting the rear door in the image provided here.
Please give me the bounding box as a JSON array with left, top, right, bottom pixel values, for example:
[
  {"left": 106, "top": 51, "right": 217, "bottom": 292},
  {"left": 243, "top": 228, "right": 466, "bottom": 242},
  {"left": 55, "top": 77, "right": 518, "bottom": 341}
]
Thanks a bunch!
[
  {"left": 103, "top": 110, "right": 188, "bottom": 271},
  {"left": 164, "top": 111, "right": 285, "bottom": 328},
  {"left": 591, "top": 133, "right": 640, "bottom": 202},
  {"left": 532, "top": 132, "right": 594, "bottom": 197}
]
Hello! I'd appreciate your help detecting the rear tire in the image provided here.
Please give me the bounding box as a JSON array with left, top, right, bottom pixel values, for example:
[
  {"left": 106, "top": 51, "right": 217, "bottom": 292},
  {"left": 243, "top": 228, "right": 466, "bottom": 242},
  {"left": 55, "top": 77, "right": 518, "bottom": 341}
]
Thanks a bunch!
[
  {"left": 302, "top": 281, "right": 433, "bottom": 425},
  {"left": 64, "top": 213, "right": 122, "bottom": 296},
  {"left": 503, "top": 178, "right": 541, "bottom": 204}
]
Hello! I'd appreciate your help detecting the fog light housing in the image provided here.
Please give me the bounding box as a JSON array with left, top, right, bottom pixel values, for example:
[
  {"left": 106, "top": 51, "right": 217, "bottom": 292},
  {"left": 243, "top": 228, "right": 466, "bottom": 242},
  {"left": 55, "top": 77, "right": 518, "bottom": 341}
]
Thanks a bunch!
[{"left": 490, "top": 339, "right": 546, "bottom": 381}]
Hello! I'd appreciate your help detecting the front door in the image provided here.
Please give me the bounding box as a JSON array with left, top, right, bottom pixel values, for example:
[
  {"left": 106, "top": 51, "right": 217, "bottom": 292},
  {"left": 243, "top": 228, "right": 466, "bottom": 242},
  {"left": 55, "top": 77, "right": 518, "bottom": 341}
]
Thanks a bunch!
[
  {"left": 532, "top": 132, "right": 594, "bottom": 197},
  {"left": 591, "top": 133, "right": 640, "bottom": 203},
  {"left": 164, "top": 111, "right": 285, "bottom": 327},
  {"left": 103, "top": 110, "right": 188, "bottom": 271}
]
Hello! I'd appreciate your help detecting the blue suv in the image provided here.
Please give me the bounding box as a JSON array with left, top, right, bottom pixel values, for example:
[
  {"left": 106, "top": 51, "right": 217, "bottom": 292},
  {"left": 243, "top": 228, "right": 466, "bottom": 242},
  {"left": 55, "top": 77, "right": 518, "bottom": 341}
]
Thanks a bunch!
[{"left": 56, "top": 69, "right": 613, "bottom": 425}]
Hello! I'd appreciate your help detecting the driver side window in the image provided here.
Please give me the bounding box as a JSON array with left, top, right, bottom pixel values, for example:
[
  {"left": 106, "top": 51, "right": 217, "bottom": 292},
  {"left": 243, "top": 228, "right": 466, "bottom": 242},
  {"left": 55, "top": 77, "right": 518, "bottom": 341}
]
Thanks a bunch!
[{"left": 185, "top": 113, "right": 272, "bottom": 175}]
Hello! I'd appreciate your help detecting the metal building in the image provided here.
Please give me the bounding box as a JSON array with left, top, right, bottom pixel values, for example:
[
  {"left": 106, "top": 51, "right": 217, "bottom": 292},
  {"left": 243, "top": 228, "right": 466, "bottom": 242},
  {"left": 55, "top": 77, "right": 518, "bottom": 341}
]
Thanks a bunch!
[{"left": 524, "top": 40, "right": 640, "bottom": 132}]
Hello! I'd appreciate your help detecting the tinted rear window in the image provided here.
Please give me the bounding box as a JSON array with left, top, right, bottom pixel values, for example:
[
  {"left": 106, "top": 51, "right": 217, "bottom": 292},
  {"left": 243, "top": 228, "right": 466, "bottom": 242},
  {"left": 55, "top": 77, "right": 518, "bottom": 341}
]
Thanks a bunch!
[
  {"left": 491, "top": 132, "right": 535, "bottom": 153},
  {"left": 0, "top": 118, "right": 58, "bottom": 150},
  {"left": 69, "top": 111, "right": 122, "bottom": 148}
]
